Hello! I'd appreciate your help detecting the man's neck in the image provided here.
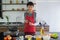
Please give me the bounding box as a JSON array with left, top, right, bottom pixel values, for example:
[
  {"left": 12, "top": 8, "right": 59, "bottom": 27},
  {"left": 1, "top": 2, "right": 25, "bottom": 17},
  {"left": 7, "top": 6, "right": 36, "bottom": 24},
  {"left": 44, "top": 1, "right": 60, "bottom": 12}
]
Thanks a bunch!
[{"left": 28, "top": 10, "right": 34, "bottom": 13}]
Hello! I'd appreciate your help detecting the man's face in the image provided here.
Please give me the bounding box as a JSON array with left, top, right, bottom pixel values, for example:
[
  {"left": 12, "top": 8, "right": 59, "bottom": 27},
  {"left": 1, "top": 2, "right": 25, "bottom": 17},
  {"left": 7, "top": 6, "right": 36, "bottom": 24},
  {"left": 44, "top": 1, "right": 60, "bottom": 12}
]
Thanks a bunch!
[{"left": 27, "top": 5, "right": 34, "bottom": 11}]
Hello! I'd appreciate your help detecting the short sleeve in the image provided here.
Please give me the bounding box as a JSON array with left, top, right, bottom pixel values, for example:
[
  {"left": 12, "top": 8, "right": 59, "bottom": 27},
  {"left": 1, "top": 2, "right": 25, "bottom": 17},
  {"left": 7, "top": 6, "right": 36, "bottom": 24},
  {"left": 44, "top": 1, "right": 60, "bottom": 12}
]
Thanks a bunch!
[
  {"left": 34, "top": 12, "right": 36, "bottom": 22},
  {"left": 24, "top": 12, "right": 26, "bottom": 20}
]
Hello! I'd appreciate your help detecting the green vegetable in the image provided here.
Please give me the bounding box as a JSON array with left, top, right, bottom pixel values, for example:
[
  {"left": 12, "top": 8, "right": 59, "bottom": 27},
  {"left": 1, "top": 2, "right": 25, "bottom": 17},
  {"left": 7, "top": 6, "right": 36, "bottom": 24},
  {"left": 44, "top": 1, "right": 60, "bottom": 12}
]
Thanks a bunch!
[{"left": 52, "top": 33, "right": 58, "bottom": 39}]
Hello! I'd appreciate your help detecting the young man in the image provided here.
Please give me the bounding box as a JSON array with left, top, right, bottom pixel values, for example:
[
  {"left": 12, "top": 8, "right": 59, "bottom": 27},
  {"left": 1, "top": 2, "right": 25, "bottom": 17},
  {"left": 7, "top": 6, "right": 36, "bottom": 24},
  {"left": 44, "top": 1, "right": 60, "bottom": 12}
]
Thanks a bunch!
[{"left": 24, "top": 2, "right": 36, "bottom": 35}]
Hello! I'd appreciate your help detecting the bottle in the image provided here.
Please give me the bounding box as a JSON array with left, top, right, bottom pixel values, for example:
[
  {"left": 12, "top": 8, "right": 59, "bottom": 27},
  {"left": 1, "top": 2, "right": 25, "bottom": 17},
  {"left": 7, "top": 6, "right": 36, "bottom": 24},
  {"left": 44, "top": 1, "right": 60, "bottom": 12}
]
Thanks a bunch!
[
  {"left": 16, "top": 0, "right": 19, "bottom": 4},
  {"left": 10, "top": 0, "right": 12, "bottom": 4},
  {"left": 21, "top": 0, "right": 24, "bottom": 4},
  {"left": 36, "top": 37, "right": 42, "bottom": 40},
  {"left": 40, "top": 26, "right": 45, "bottom": 36},
  {"left": 22, "top": 8, "right": 24, "bottom": 11}
]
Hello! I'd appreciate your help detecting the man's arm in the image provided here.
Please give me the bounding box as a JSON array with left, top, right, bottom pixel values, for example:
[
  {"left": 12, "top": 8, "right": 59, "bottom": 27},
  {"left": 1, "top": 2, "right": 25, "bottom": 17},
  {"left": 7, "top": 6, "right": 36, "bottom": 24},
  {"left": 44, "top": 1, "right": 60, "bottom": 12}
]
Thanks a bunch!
[
  {"left": 24, "top": 12, "right": 28, "bottom": 23},
  {"left": 29, "top": 12, "right": 36, "bottom": 26},
  {"left": 34, "top": 12, "right": 36, "bottom": 23}
]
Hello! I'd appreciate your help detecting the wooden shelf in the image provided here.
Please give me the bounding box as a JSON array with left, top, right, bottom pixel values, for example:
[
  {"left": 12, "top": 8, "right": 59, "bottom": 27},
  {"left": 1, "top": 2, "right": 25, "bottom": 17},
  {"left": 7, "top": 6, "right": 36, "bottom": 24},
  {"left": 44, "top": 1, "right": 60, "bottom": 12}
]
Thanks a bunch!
[
  {"left": 0, "top": 3, "right": 36, "bottom": 5},
  {"left": 0, "top": 10, "right": 27, "bottom": 12},
  {"left": 0, "top": 10, "right": 35, "bottom": 12}
]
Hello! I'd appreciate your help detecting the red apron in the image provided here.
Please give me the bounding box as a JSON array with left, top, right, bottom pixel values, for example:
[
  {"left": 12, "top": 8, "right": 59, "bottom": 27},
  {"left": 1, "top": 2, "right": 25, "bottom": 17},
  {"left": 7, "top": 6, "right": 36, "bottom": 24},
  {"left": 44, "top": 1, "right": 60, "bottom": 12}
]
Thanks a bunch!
[{"left": 24, "top": 11, "right": 36, "bottom": 32}]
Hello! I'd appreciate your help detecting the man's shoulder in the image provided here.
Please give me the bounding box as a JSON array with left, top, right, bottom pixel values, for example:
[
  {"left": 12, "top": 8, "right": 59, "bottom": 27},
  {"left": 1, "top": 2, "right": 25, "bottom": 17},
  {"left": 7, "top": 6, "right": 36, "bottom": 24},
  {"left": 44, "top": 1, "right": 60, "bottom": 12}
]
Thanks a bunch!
[
  {"left": 34, "top": 11, "right": 36, "bottom": 13},
  {"left": 34, "top": 11, "right": 36, "bottom": 15}
]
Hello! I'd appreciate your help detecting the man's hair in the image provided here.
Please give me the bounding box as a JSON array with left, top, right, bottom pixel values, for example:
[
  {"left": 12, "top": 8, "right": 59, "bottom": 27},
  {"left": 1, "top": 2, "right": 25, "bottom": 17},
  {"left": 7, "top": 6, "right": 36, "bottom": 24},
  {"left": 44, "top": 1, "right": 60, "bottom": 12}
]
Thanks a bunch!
[{"left": 27, "top": 2, "right": 34, "bottom": 7}]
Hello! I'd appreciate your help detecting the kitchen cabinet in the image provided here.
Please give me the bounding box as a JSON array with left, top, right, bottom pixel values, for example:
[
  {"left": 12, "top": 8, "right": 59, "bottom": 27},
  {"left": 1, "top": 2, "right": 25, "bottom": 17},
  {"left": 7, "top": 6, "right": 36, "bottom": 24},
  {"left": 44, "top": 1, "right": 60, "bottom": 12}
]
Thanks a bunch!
[{"left": 0, "top": 25, "right": 49, "bottom": 32}]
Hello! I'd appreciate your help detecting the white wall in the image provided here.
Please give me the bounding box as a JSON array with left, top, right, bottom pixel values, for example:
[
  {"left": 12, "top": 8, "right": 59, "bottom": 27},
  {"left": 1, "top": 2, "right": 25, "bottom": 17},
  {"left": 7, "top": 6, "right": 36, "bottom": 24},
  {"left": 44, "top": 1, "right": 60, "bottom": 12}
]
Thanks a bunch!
[{"left": 36, "top": 0, "right": 60, "bottom": 32}]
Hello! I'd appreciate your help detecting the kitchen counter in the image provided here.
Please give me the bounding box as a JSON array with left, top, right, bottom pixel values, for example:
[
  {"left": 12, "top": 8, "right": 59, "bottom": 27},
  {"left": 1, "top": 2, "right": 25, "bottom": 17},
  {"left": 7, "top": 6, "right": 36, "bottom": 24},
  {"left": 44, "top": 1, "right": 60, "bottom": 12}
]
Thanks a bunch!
[
  {"left": 0, "top": 22, "right": 49, "bottom": 32},
  {"left": 37, "top": 32, "right": 60, "bottom": 40},
  {"left": 35, "top": 32, "right": 60, "bottom": 40},
  {"left": 3, "top": 32, "right": 60, "bottom": 40},
  {"left": 50, "top": 32, "right": 60, "bottom": 40},
  {"left": 0, "top": 22, "right": 49, "bottom": 27},
  {"left": 0, "top": 22, "right": 24, "bottom": 27}
]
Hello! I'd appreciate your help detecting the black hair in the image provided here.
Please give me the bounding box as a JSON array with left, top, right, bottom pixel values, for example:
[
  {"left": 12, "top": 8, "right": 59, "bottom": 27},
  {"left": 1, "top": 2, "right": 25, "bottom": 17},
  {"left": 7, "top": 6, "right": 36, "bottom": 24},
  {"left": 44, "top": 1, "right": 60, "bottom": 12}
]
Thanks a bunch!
[{"left": 27, "top": 2, "right": 34, "bottom": 7}]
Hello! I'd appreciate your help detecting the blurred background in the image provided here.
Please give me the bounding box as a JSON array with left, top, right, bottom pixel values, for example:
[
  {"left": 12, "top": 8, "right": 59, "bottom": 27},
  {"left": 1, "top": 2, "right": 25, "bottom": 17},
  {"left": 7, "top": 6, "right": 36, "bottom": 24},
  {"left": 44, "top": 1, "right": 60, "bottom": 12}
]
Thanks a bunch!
[{"left": 0, "top": 0, "right": 60, "bottom": 32}]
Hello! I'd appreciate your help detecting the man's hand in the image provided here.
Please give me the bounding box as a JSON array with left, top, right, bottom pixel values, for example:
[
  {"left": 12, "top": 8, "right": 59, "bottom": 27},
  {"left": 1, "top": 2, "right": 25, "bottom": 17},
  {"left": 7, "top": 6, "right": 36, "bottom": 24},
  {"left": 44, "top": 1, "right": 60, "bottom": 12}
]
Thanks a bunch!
[
  {"left": 29, "top": 22, "right": 34, "bottom": 26},
  {"left": 24, "top": 20, "right": 28, "bottom": 23}
]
